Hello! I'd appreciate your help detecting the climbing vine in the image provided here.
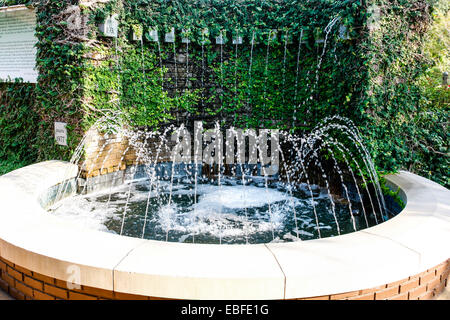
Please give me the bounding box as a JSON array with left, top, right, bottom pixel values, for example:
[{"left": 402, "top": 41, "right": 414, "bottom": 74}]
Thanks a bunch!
[
  {"left": 0, "top": 81, "right": 38, "bottom": 175},
  {"left": 361, "top": 0, "right": 449, "bottom": 186},
  {"left": 0, "top": 0, "right": 448, "bottom": 188}
]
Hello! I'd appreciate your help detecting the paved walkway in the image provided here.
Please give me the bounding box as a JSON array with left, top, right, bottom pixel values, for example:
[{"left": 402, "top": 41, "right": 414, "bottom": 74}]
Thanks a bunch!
[{"left": 0, "top": 288, "right": 12, "bottom": 300}]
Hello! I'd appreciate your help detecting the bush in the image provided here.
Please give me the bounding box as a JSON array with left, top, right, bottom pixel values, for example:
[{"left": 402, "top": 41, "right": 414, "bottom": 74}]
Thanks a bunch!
[{"left": 0, "top": 81, "right": 38, "bottom": 175}]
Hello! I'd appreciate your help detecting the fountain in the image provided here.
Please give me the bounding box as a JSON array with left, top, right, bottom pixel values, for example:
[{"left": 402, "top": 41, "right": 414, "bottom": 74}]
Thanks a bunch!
[
  {"left": 0, "top": 143, "right": 448, "bottom": 300},
  {"left": 0, "top": 13, "right": 448, "bottom": 301},
  {"left": 46, "top": 116, "right": 395, "bottom": 245}
]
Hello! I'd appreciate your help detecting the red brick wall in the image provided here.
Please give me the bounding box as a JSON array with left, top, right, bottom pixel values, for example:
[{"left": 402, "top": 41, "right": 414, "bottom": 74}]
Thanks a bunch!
[
  {"left": 82, "top": 130, "right": 175, "bottom": 178},
  {"left": 1, "top": 256, "right": 448, "bottom": 300},
  {"left": 83, "top": 131, "right": 136, "bottom": 178},
  {"left": 0, "top": 257, "right": 158, "bottom": 300},
  {"left": 297, "top": 258, "right": 450, "bottom": 300}
]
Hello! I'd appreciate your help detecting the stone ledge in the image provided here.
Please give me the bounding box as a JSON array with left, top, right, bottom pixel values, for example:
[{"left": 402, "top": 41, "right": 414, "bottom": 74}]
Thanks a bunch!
[{"left": 0, "top": 162, "right": 449, "bottom": 299}]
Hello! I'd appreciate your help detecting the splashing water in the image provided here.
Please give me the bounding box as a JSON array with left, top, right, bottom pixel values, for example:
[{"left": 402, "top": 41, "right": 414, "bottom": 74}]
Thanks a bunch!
[
  {"left": 49, "top": 116, "right": 397, "bottom": 245},
  {"left": 48, "top": 18, "right": 400, "bottom": 245}
]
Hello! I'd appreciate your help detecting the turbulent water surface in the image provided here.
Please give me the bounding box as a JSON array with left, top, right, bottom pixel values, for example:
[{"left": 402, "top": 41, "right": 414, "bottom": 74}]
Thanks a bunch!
[{"left": 50, "top": 176, "right": 380, "bottom": 244}]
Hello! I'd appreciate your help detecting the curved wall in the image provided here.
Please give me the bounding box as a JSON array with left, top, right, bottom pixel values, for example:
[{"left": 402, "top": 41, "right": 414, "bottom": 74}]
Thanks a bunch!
[{"left": 0, "top": 161, "right": 449, "bottom": 300}]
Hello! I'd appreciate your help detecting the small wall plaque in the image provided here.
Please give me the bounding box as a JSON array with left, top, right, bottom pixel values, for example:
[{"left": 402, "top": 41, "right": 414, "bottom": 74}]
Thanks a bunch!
[
  {"left": 215, "top": 30, "right": 226, "bottom": 45},
  {"left": 165, "top": 27, "right": 175, "bottom": 43},
  {"left": 98, "top": 14, "right": 118, "bottom": 38},
  {"left": 182, "top": 29, "right": 191, "bottom": 44},
  {"left": 55, "top": 122, "right": 68, "bottom": 146},
  {"left": 232, "top": 35, "right": 243, "bottom": 45},
  {"left": 339, "top": 24, "right": 350, "bottom": 40},
  {"left": 368, "top": 4, "right": 381, "bottom": 32},
  {"left": 148, "top": 28, "right": 159, "bottom": 42}
]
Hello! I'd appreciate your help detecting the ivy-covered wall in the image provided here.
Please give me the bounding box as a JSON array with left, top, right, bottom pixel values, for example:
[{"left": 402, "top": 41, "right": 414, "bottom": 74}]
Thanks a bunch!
[
  {"left": 0, "top": 0, "right": 37, "bottom": 174},
  {"left": 86, "top": 0, "right": 369, "bottom": 130},
  {"left": 361, "top": 0, "right": 449, "bottom": 186},
  {"left": 0, "top": 0, "right": 85, "bottom": 173},
  {"left": 0, "top": 0, "right": 448, "bottom": 187},
  {"left": 0, "top": 81, "right": 37, "bottom": 174}
]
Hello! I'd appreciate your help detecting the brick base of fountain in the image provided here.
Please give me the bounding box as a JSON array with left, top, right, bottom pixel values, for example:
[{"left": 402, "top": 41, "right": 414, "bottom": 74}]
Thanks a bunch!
[
  {"left": 0, "top": 255, "right": 448, "bottom": 300},
  {"left": 0, "top": 161, "right": 449, "bottom": 299}
]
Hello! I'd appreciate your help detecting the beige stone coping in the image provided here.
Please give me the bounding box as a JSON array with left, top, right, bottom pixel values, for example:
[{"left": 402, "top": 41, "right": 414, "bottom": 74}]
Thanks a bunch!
[
  {"left": 0, "top": 161, "right": 449, "bottom": 299},
  {"left": 0, "top": 4, "right": 33, "bottom": 12}
]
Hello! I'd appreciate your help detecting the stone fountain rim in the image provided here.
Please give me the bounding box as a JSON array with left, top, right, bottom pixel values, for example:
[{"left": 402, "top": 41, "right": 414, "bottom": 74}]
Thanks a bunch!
[{"left": 0, "top": 160, "right": 449, "bottom": 299}]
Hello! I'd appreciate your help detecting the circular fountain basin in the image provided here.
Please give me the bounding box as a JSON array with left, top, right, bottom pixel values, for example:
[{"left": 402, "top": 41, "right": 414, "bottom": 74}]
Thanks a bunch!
[
  {"left": 50, "top": 173, "right": 377, "bottom": 245},
  {"left": 0, "top": 160, "right": 449, "bottom": 300}
]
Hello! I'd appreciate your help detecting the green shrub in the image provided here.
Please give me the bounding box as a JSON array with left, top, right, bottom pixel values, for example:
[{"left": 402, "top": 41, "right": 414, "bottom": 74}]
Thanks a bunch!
[{"left": 0, "top": 81, "right": 38, "bottom": 175}]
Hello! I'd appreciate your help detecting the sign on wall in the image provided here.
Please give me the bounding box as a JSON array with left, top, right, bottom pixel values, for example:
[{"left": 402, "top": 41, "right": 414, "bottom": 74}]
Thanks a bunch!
[
  {"left": 98, "top": 14, "right": 118, "bottom": 38},
  {"left": 0, "top": 6, "right": 38, "bottom": 83},
  {"left": 55, "top": 122, "right": 68, "bottom": 146}
]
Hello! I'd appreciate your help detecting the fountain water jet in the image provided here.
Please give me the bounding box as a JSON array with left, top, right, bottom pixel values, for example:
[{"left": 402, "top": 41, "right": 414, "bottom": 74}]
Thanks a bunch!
[{"left": 49, "top": 116, "right": 397, "bottom": 244}]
